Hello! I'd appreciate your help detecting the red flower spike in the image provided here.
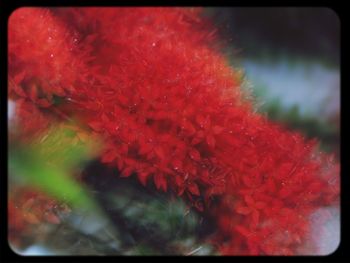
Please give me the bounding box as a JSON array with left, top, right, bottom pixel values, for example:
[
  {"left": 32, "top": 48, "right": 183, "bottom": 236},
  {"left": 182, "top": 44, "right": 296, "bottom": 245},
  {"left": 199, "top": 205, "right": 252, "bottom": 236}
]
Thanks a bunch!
[{"left": 8, "top": 7, "right": 340, "bottom": 255}]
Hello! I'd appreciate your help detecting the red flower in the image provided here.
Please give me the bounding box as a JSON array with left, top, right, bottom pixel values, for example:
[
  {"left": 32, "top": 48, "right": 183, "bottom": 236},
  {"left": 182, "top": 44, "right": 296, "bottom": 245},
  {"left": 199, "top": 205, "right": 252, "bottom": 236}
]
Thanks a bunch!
[
  {"left": 8, "top": 7, "right": 340, "bottom": 255},
  {"left": 235, "top": 195, "right": 266, "bottom": 228},
  {"left": 191, "top": 114, "right": 225, "bottom": 148}
]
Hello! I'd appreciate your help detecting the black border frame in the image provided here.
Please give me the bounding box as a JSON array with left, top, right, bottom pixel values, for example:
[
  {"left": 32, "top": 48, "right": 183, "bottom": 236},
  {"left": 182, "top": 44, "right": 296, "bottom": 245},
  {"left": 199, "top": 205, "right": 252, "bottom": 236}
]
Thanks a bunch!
[{"left": 1, "top": 1, "right": 348, "bottom": 262}]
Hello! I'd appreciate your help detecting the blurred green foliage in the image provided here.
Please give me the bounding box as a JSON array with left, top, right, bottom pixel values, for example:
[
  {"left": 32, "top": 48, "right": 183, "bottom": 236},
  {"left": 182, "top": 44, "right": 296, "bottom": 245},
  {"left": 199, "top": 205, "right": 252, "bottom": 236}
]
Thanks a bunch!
[
  {"left": 9, "top": 126, "right": 101, "bottom": 212},
  {"left": 9, "top": 125, "right": 216, "bottom": 255}
]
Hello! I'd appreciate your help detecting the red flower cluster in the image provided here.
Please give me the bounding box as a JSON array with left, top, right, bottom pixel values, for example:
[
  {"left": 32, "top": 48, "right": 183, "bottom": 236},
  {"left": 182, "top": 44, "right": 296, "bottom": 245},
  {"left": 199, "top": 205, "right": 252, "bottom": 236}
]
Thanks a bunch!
[{"left": 8, "top": 7, "right": 340, "bottom": 255}]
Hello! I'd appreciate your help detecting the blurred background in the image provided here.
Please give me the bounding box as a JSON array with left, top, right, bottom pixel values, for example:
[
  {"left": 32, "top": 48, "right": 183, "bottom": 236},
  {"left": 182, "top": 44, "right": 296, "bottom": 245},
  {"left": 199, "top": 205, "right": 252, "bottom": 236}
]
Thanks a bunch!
[
  {"left": 209, "top": 7, "right": 340, "bottom": 157},
  {"left": 8, "top": 7, "right": 340, "bottom": 255}
]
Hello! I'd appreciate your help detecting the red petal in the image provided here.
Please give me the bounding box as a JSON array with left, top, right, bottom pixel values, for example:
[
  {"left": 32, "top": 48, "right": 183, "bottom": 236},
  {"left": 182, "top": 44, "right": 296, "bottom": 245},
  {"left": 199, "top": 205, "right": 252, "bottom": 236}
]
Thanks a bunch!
[
  {"left": 118, "top": 95, "right": 129, "bottom": 106},
  {"left": 182, "top": 120, "right": 196, "bottom": 135},
  {"left": 138, "top": 172, "right": 150, "bottom": 186},
  {"left": 116, "top": 158, "right": 124, "bottom": 170},
  {"left": 266, "top": 179, "right": 277, "bottom": 193},
  {"left": 29, "top": 84, "right": 38, "bottom": 100},
  {"left": 177, "top": 186, "right": 185, "bottom": 196},
  {"left": 235, "top": 225, "right": 251, "bottom": 237},
  {"left": 244, "top": 195, "right": 255, "bottom": 205},
  {"left": 236, "top": 205, "right": 252, "bottom": 215},
  {"left": 172, "top": 159, "right": 183, "bottom": 171},
  {"left": 206, "top": 134, "right": 216, "bottom": 148},
  {"left": 121, "top": 167, "right": 133, "bottom": 177},
  {"left": 188, "top": 183, "right": 200, "bottom": 196},
  {"left": 196, "top": 130, "right": 206, "bottom": 138},
  {"left": 13, "top": 70, "right": 26, "bottom": 84},
  {"left": 200, "top": 170, "right": 212, "bottom": 185},
  {"left": 101, "top": 113, "right": 109, "bottom": 122},
  {"left": 175, "top": 175, "right": 184, "bottom": 187},
  {"left": 251, "top": 210, "right": 260, "bottom": 227},
  {"left": 121, "top": 144, "right": 129, "bottom": 154},
  {"left": 255, "top": 201, "right": 266, "bottom": 209},
  {"left": 191, "top": 136, "right": 203, "bottom": 145},
  {"left": 196, "top": 114, "right": 206, "bottom": 127},
  {"left": 11, "top": 82, "right": 26, "bottom": 97},
  {"left": 155, "top": 146, "right": 165, "bottom": 160},
  {"left": 208, "top": 185, "right": 225, "bottom": 195},
  {"left": 36, "top": 98, "right": 52, "bottom": 108},
  {"left": 280, "top": 162, "right": 294, "bottom": 176},
  {"left": 139, "top": 143, "right": 152, "bottom": 155},
  {"left": 242, "top": 176, "right": 254, "bottom": 188},
  {"left": 212, "top": 125, "right": 224, "bottom": 134},
  {"left": 278, "top": 187, "right": 293, "bottom": 199},
  {"left": 154, "top": 173, "right": 167, "bottom": 191},
  {"left": 88, "top": 121, "right": 103, "bottom": 131},
  {"left": 101, "top": 150, "right": 118, "bottom": 163},
  {"left": 189, "top": 148, "right": 201, "bottom": 161}
]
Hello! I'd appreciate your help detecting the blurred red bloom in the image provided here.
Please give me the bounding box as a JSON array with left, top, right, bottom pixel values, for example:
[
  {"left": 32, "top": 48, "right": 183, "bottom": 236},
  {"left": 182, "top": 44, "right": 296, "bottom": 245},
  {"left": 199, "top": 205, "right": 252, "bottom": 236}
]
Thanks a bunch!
[{"left": 8, "top": 7, "right": 340, "bottom": 255}]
